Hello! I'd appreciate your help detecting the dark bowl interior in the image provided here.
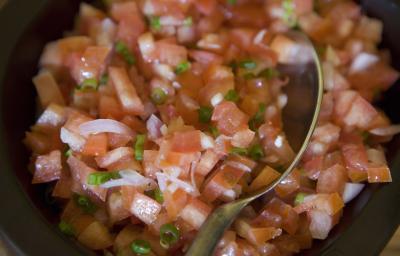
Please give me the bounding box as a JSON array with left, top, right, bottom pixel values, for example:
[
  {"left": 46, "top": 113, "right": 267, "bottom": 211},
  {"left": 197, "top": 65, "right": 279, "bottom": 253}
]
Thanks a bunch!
[{"left": 0, "top": 0, "right": 399, "bottom": 255}]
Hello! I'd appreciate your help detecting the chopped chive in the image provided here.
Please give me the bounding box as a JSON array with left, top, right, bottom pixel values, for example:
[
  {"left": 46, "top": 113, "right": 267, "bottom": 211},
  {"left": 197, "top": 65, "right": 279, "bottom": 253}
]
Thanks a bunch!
[
  {"left": 249, "top": 103, "right": 266, "bottom": 131},
  {"left": 282, "top": 0, "right": 297, "bottom": 28},
  {"left": 294, "top": 192, "right": 307, "bottom": 206},
  {"left": 65, "top": 148, "right": 72, "bottom": 157},
  {"left": 58, "top": 220, "right": 75, "bottom": 236},
  {"left": 227, "top": 0, "right": 237, "bottom": 4},
  {"left": 115, "top": 41, "right": 136, "bottom": 65},
  {"left": 135, "top": 134, "right": 146, "bottom": 161},
  {"left": 77, "top": 78, "right": 98, "bottom": 91},
  {"left": 248, "top": 144, "right": 264, "bottom": 161},
  {"left": 160, "top": 223, "right": 180, "bottom": 249},
  {"left": 154, "top": 187, "right": 164, "bottom": 204},
  {"left": 150, "top": 16, "right": 161, "bottom": 31},
  {"left": 230, "top": 147, "right": 248, "bottom": 156},
  {"left": 151, "top": 87, "right": 168, "bottom": 105},
  {"left": 73, "top": 194, "right": 97, "bottom": 214},
  {"left": 131, "top": 239, "right": 151, "bottom": 255},
  {"left": 239, "top": 59, "right": 257, "bottom": 70},
  {"left": 87, "top": 171, "right": 121, "bottom": 186},
  {"left": 99, "top": 74, "right": 109, "bottom": 86},
  {"left": 175, "top": 61, "right": 191, "bottom": 75},
  {"left": 243, "top": 73, "right": 257, "bottom": 80},
  {"left": 259, "top": 68, "right": 280, "bottom": 80},
  {"left": 209, "top": 126, "right": 220, "bottom": 138},
  {"left": 224, "top": 89, "right": 240, "bottom": 102},
  {"left": 198, "top": 106, "right": 213, "bottom": 124},
  {"left": 183, "top": 17, "right": 193, "bottom": 26}
]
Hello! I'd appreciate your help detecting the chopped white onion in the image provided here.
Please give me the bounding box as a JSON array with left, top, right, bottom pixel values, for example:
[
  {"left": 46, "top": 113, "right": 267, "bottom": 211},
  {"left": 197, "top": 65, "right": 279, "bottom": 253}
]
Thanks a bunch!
[
  {"left": 211, "top": 93, "right": 224, "bottom": 107},
  {"left": 156, "top": 172, "right": 198, "bottom": 196},
  {"left": 153, "top": 63, "right": 176, "bottom": 81},
  {"left": 342, "top": 183, "right": 365, "bottom": 203},
  {"left": 253, "top": 29, "right": 267, "bottom": 45},
  {"left": 180, "top": 93, "right": 200, "bottom": 110},
  {"left": 60, "top": 127, "right": 86, "bottom": 151},
  {"left": 147, "top": 114, "right": 163, "bottom": 141},
  {"left": 138, "top": 32, "right": 155, "bottom": 62},
  {"left": 349, "top": 52, "right": 379, "bottom": 73},
  {"left": 79, "top": 119, "right": 135, "bottom": 138},
  {"left": 277, "top": 94, "right": 288, "bottom": 109},
  {"left": 101, "top": 170, "right": 157, "bottom": 190},
  {"left": 369, "top": 125, "right": 400, "bottom": 137},
  {"left": 200, "top": 133, "right": 215, "bottom": 150}
]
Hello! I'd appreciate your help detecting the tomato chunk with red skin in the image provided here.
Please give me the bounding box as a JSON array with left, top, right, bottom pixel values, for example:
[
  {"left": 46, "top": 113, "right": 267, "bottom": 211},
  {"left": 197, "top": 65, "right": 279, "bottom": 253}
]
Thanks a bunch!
[
  {"left": 202, "top": 164, "right": 245, "bottom": 202},
  {"left": 341, "top": 143, "right": 369, "bottom": 172},
  {"left": 171, "top": 130, "right": 202, "bottom": 153},
  {"left": 33, "top": 150, "right": 62, "bottom": 184},
  {"left": 275, "top": 170, "right": 301, "bottom": 198},
  {"left": 212, "top": 101, "right": 249, "bottom": 136},
  {"left": 367, "top": 164, "right": 392, "bottom": 183}
]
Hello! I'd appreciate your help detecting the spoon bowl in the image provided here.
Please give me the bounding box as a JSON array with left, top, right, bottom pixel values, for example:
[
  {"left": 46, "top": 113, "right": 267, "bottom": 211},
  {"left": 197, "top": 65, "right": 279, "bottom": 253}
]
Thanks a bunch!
[{"left": 186, "top": 31, "right": 324, "bottom": 256}]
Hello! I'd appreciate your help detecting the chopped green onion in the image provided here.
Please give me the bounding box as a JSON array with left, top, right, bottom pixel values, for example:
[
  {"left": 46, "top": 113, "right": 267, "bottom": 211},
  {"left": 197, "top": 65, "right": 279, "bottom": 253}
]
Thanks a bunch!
[
  {"left": 58, "top": 220, "right": 75, "bottom": 236},
  {"left": 249, "top": 103, "right": 266, "bottom": 131},
  {"left": 230, "top": 147, "right": 248, "bottom": 156},
  {"left": 294, "top": 192, "right": 307, "bottom": 206},
  {"left": 151, "top": 87, "right": 168, "bottom": 105},
  {"left": 115, "top": 41, "right": 136, "bottom": 66},
  {"left": 243, "top": 73, "right": 256, "bottom": 80},
  {"left": 150, "top": 16, "right": 161, "bottom": 31},
  {"left": 198, "top": 106, "right": 213, "bottom": 124},
  {"left": 73, "top": 194, "right": 97, "bottom": 214},
  {"left": 209, "top": 126, "right": 220, "bottom": 138},
  {"left": 227, "top": 0, "right": 237, "bottom": 4},
  {"left": 160, "top": 223, "right": 180, "bottom": 249},
  {"left": 131, "top": 239, "right": 151, "bottom": 255},
  {"left": 248, "top": 144, "right": 264, "bottom": 161},
  {"left": 154, "top": 187, "right": 164, "bottom": 204},
  {"left": 100, "top": 74, "right": 109, "bottom": 86},
  {"left": 259, "top": 68, "right": 280, "bottom": 80},
  {"left": 135, "top": 134, "right": 146, "bottom": 161},
  {"left": 224, "top": 89, "right": 240, "bottom": 102},
  {"left": 87, "top": 171, "right": 121, "bottom": 186},
  {"left": 77, "top": 78, "right": 98, "bottom": 91},
  {"left": 282, "top": 0, "right": 297, "bottom": 28},
  {"left": 239, "top": 59, "right": 257, "bottom": 70},
  {"left": 183, "top": 17, "right": 193, "bottom": 26},
  {"left": 175, "top": 61, "right": 191, "bottom": 75},
  {"left": 65, "top": 149, "right": 72, "bottom": 157}
]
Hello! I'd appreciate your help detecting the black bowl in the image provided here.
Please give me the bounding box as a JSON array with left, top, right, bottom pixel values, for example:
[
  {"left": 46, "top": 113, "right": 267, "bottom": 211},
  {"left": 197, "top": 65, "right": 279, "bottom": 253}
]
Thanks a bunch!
[{"left": 0, "top": 0, "right": 399, "bottom": 255}]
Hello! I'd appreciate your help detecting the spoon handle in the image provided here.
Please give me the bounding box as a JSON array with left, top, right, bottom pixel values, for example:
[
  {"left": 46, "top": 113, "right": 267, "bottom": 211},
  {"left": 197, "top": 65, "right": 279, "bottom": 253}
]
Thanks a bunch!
[{"left": 185, "top": 198, "right": 248, "bottom": 256}]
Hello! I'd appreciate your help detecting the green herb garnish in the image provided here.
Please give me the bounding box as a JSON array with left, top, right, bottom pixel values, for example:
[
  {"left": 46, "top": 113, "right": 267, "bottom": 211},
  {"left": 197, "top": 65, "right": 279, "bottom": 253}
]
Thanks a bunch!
[
  {"left": 131, "top": 239, "right": 151, "bottom": 255},
  {"left": 115, "top": 41, "right": 136, "bottom": 65},
  {"left": 198, "top": 106, "right": 213, "bottom": 124},
  {"left": 87, "top": 172, "right": 121, "bottom": 186},
  {"left": 175, "top": 61, "right": 191, "bottom": 75},
  {"left": 224, "top": 89, "right": 240, "bottom": 102},
  {"left": 134, "top": 134, "right": 146, "bottom": 161},
  {"left": 159, "top": 223, "right": 180, "bottom": 249},
  {"left": 248, "top": 144, "right": 264, "bottom": 161},
  {"left": 249, "top": 103, "right": 266, "bottom": 131}
]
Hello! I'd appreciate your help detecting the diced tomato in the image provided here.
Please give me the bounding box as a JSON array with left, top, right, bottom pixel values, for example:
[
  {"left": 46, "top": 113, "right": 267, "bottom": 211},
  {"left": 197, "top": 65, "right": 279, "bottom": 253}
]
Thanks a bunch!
[
  {"left": 99, "top": 95, "right": 124, "bottom": 120},
  {"left": 143, "top": 150, "right": 160, "bottom": 178},
  {"left": 107, "top": 133, "right": 132, "bottom": 149},
  {"left": 227, "top": 4, "right": 269, "bottom": 28},
  {"left": 129, "top": 191, "right": 162, "bottom": 225},
  {"left": 272, "top": 235, "right": 300, "bottom": 255},
  {"left": 67, "top": 156, "right": 107, "bottom": 201},
  {"left": 231, "top": 129, "right": 255, "bottom": 148},
  {"left": 195, "top": 149, "right": 221, "bottom": 176},
  {"left": 235, "top": 218, "right": 282, "bottom": 246},
  {"left": 53, "top": 171, "right": 73, "bottom": 198},
  {"left": 70, "top": 46, "right": 111, "bottom": 84},
  {"left": 111, "top": 1, "right": 146, "bottom": 48},
  {"left": 32, "top": 150, "right": 62, "bottom": 184},
  {"left": 248, "top": 166, "right": 280, "bottom": 192},
  {"left": 107, "top": 191, "right": 131, "bottom": 224},
  {"left": 316, "top": 164, "right": 347, "bottom": 194},
  {"left": 226, "top": 154, "right": 256, "bottom": 173},
  {"left": 180, "top": 197, "right": 212, "bottom": 229},
  {"left": 33, "top": 71, "right": 65, "bottom": 108},
  {"left": 303, "top": 155, "right": 324, "bottom": 180},
  {"left": 341, "top": 143, "right": 369, "bottom": 173},
  {"left": 275, "top": 169, "right": 301, "bottom": 198},
  {"left": 294, "top": 193, "right": 344, "bottom": 216},
  {"left": 35, "top": 104, "right": 66, "bottom": 132},
  {"left": 82, "top": 133, "right": 108, "bottom": 156},
  {"left": 171, "top": 130, "right": 202, "bottom": 153},
  {"left": 95, "top": 147, "right": 134, "bottom": 169},
  {"left": 164, "top": 188, "right": 188, "bottom": 221},
  {"left": 189, "top": 50, "right": 223, "bottom": 65},
  {"left": 109, "top": 67, "right": 145, "bottom": 115},
  {"left": 212, "top": 101, "right": 249, "bottom": 136},
  {"left": 77, "top": 221, "right": 114, "bottom": 250},
  {"left": 367, "top": 164, "right": 392, "bottom": 183},
  {"left": 202, "top": 164, "right": 245, "bottom": 202},
  {"left": 294, "top": 0, "right": 313, "bottom": 15},
  {"left": 194, "top": 0, "right": 217, "bottom": 16},
  {"left": 152, "top": 42, "right": 188, "bottom": 67}
]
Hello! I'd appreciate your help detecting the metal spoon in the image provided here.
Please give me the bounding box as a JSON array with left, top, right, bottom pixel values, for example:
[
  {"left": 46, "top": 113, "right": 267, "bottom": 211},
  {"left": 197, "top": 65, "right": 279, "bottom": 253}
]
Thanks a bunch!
[{"left": 186, "top": 31, "right": 323, "bottom": 256}]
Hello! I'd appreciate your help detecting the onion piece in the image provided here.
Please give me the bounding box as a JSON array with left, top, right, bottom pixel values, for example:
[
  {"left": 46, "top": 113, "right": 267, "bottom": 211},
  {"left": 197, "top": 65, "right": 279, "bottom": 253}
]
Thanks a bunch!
[
  {"left": 101, "top": 170, "right": 156, "bottom": 190},
  {"left": 60, "top": 127, "right": 86, "bottom": 151},
  {"left": 342, "top": 183, "right": 365, "bottom": 203},
  {"left": 79, "top": 119, "right": 135, "bottom": 138},
  {"left": 146, "top": 114, "right": 163, "bottom": 141},
  {"left": 156, "top": 172, "right": 198, "bottom": 196},
  {"left": 369, "top": 125, "right": 400, "bottom": 137}
]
